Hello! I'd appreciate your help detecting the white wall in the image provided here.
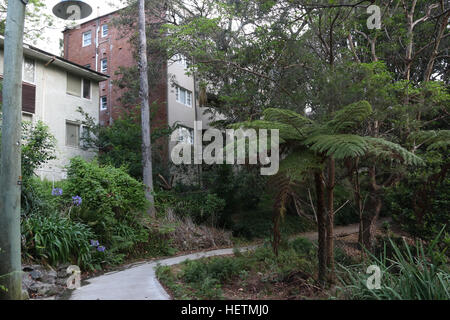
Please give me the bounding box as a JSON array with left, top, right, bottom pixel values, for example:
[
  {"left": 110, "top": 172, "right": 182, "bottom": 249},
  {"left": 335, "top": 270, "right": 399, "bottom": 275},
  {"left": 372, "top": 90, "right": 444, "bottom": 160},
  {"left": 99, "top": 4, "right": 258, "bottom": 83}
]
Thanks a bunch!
[{"left": 0, "top": 50, "right": 100, "bottom": 181}]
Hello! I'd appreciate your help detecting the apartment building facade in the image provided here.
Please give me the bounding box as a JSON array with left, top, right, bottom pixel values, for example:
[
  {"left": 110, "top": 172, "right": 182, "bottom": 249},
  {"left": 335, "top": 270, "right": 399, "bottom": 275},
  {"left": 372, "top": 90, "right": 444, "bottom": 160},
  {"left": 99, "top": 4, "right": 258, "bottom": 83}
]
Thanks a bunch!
[
  {"left": 62, "top": 9, "right": 211, "bottom": 155},
  {"left": 0, "top": 36, "right": 108, "bottom": 181}
]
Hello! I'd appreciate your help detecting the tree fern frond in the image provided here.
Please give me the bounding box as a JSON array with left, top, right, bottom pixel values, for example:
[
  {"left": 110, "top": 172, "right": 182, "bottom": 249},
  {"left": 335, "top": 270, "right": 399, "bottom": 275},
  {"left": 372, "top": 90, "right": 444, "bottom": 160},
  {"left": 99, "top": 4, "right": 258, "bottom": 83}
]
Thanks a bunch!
[
  {"left": 327, "top": 101, "right": 372, "bottom": 133},
  {"left": 365, "top": 137, "right": 425, "bottom": 166},
  {"left": 263, "top": 108, "right": 313, "bottom": 132},
  {"left": 305, "top": 134, "right": 369, "bottom": 159},
  {"left": 278, "top": 150, "right": 324, "bottom": 181},
  {"left": 409, "top": 130, "right": 450, "bottom": 151},
  {"left": 230, "top": 120, "right": 302, "bottom": 141}
]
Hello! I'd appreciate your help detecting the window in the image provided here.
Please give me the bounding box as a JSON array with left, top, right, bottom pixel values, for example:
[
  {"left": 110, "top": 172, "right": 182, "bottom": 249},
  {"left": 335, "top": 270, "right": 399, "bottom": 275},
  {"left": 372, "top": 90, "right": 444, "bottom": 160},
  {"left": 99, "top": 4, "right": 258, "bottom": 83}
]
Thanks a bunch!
[
  {"left": 66, "top": 122, "right": 80, "bottom": 147},
  {"left": 23, "top": 58, "right": 35, "bottom": 83},
  {"left": 82, "top": 31, "right": 92, "bottom": 47},
  {"left": 101, "top": 59, "right": 107, "bottom": 73},
  {"left": 100, "top": 96, "right": 107, "bottom": 110},
  {"left": 101, "top": 24, "right": 108, "bottom": 37},
  {"left": 67, "top": 73, "right": 81, "bottom": 97},
  {"left": 22, "top": 113, "right": 33, "bottom": 123},
  {"left": 83, "top": 79, "right": 91, "bottom": 99},
  {"left": 177, "top": 127, "right": 194, "bottom": 144},
  {"left": 175, "top": 86, "right": 192, "bottom": 107}
]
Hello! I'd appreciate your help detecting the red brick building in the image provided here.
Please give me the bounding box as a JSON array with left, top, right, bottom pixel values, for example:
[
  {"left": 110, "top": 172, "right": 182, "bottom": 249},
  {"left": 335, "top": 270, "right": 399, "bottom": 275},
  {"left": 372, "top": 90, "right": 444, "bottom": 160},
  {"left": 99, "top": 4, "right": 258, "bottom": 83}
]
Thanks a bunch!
[{"left": 62, "top": 9, "right": 168, "bottom": 128}]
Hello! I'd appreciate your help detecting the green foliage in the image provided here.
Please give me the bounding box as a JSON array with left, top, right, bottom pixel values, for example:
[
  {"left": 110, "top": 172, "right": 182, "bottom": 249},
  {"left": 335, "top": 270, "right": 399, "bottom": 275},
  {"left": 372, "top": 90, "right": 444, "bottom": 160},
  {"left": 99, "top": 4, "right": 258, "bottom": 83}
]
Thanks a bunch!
[
  {"left": 157, "top": 243, "right": 317, "bottom": 300},
  {"left": 21, "top": 212, "right": 94, "bottom": 268},
  {"left": 64, "top": 157, "right": 150, "bottom": 257},
  {"left": 336, "top": 232, "right": 450, "bottom": 300},
  {"left": 21, "top": 177, "right": 62, "bottom": 217},
  {"left": 0, "top": 119, "right": 56, "bottom": 179},
  {"left": 21, "top": 121, "right": 57, "bottom": 178},
  {"left": 155, "top": 189, "right": 225, "bottom": 225},
  {"left": 327, "top": 101, "right": 373, "bottom": 133},
  {"left": 306, "top": 134, "right": 369, "bottom": 159},
  {"left": 78, "top": 107, "right": 173, "bottom": 180}
]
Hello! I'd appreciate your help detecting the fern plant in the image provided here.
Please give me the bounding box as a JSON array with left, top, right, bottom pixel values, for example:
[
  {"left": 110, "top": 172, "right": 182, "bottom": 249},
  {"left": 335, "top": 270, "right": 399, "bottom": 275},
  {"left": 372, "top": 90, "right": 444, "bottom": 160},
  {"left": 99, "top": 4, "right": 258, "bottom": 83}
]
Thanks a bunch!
[{"left": 231, "top": 100, "right": 424, "bottom": 285}]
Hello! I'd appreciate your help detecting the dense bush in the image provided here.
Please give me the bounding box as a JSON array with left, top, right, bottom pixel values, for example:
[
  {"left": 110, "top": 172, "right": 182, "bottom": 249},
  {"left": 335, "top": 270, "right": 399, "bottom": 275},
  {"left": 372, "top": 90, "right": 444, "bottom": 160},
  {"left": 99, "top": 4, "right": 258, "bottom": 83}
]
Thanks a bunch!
[
  {"left": 21, "top": 212, "right": 94, "bottom": 268},
  {"left": 155, "top": 189, "right": 225, "bottom": 225},
  {"left": 64, "top": 157, "right": 150, "bottom": 256},
  {"left": 336, "top": 232, "right": 450, "bottom": 300},
  {"left": 387, "top": 176, "right": 449, "bottom": 242}
]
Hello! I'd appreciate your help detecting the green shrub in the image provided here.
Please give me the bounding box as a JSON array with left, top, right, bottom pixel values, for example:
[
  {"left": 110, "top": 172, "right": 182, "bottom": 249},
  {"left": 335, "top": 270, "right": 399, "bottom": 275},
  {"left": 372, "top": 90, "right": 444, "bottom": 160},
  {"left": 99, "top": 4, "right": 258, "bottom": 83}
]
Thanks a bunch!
[
  {"left": 64, "top": 157, "right": 150, "bottom": 255},
  {"left": 155, "top": 189, "right": 225, "bottom": 225},
  {"left": 289, "top": 237, "right": 315, "bottom": 258},
  {"left": 336, "top": 231, "right": 450, "bottom": 300},
  {"left": 21, "top": 213, "right": 94, "bottom": 268}
]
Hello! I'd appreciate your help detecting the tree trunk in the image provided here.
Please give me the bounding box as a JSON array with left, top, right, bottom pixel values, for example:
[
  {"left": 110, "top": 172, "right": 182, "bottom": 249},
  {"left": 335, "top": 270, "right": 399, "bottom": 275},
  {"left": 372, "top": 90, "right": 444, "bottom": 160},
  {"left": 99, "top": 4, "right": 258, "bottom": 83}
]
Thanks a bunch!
[
  {"left": 362, "top": 195, "right": 382, "bottom": 251},
  {"left": 138, "top": 0, "right": 155, "bottom": 217},
  {"left": 315, "top": 171, "right": 327, "bottom": 286},
  {"left": 326, "top": 157, "right": 335, "bottom": 283}
]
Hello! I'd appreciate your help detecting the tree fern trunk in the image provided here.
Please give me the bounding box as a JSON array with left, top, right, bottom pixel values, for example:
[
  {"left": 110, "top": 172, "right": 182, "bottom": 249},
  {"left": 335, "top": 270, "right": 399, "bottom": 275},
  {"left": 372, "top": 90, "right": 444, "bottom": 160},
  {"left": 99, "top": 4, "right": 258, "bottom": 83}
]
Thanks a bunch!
[
  {"left": 362, "top": 195, "right": 382, "bottom": 251},
  {"left": 326, "top": 158, "right": 335, "bottom": 283},
  {"left": 315, "top": 171, "right": 327, "bottom": 286}
]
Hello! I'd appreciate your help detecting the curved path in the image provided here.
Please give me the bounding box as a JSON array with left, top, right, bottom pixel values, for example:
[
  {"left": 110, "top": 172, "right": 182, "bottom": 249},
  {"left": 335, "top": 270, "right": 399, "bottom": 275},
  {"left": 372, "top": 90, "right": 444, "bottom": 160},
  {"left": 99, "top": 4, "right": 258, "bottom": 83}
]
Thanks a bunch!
[{"left": 69, "top": 223, "right": 362, "bottom": 300}]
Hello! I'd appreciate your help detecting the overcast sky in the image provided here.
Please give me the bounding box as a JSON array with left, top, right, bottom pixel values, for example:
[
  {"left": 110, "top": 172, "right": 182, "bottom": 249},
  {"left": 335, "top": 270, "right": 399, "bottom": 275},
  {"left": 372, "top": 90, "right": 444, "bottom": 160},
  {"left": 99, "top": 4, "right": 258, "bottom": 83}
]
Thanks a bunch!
[{"left": 36, "top": 0, "right": 126, "bottom": 55}]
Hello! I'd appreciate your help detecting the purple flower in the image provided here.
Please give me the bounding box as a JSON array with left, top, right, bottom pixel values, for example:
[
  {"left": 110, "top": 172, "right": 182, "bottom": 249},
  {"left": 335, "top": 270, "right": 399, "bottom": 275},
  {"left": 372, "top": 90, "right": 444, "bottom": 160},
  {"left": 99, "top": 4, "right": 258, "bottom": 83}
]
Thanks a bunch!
[
  {"left": 97, "top": 246, "right": 106, "bottom": 252},
  {"left": 90, "top": 240, "right": 99, "bottom": 247},
  {"left": 72, "top": 195, "right": 82, "bottom": 207},
  {"left": 52, "top": 188, "right": 63, "bottom": 196}
]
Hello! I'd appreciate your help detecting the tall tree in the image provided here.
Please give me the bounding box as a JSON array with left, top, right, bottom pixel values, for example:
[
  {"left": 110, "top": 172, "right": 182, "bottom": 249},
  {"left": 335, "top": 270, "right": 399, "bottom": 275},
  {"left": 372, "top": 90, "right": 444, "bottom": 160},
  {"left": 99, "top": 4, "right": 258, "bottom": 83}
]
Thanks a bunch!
[{"left": 138, "top": 0, "right": 155, "bottom": 217}]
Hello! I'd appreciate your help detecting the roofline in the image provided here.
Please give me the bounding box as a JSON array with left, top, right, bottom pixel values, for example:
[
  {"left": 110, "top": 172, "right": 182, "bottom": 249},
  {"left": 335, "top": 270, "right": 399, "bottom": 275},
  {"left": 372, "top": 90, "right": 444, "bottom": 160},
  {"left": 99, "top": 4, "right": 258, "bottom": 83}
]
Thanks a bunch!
[
  {"left": 0, "top": 36, "right": 109, "bottom": 82},
  {"left": 62, "top": 8, "right": 124, "bottom": 32}
]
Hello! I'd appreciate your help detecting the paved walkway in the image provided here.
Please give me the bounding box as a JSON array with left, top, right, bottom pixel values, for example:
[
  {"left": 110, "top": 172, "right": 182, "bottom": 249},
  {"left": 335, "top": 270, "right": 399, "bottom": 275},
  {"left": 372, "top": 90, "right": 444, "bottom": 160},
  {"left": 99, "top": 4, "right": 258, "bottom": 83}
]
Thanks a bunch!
[{"left": 69, "top": 223, "right": 361, "bottom": 300}]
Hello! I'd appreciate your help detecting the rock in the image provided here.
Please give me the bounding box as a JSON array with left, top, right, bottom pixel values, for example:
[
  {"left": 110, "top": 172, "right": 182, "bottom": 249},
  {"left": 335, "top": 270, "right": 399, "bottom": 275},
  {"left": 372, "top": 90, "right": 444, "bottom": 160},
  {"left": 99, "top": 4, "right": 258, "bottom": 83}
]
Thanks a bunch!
[
  {"left": 30, "top": 270, "right": 43, "bottom": 281},
  {"left": 29, "top": 282, "right": 62, "bottom": 296},
  {"left": 41, "top": 270, "right": 57, "bottom": 284}
]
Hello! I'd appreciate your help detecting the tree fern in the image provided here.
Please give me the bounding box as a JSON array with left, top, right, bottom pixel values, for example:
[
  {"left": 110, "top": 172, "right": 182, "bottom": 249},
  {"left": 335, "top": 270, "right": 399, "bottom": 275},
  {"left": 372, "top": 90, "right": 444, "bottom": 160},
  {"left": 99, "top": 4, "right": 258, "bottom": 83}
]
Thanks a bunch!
[
  {"left": 365, "top": 137, "right": 425, "bottom": 166},
  {"left": 409, "top": 130, "right": 450, "bottom": 151},
  {"left": 230, "top": 120, "right": 302, "bottom": 142},
  {"left": 327, "top": 101, "right": 372, "bottom": 133},
  {"left": 305, "top": 134, "right": 369, "bottom": 159},
  {"left": 263, "top": 108, "right": 313, "bottom": 132}
]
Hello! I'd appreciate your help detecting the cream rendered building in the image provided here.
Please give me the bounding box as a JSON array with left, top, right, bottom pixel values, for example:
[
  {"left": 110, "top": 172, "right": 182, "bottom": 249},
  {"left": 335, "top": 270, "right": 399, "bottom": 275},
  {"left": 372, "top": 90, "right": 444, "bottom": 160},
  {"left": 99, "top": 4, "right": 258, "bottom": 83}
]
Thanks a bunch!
[{"left": 0, "top": 36, "right": 108, "bottom": 181}]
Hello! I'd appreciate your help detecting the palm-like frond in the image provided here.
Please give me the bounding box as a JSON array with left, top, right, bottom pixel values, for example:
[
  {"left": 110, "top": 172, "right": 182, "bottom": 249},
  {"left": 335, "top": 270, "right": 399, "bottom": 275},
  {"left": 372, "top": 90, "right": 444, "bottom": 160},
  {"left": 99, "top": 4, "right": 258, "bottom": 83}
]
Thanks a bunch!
[
  {"left": 365, "top": 137, "right": 425, "bottom": 166},
  {"left": 278, "top": 149, "right": 324, "bottom": 181},
  {"left": 327, "top": 101, "right": 372, "bottom": 133},
  {"left": 263, "top": 108, "right": 313, "bottom": 132},
  {"left": 409, "top": 130, "right": 450, "bottom": 151},
  {"left": 230, "top": 120, "right": 302, "bottom": 142},
  {"left": 305, "top": 134, "right": 369, "bottom": 159}
]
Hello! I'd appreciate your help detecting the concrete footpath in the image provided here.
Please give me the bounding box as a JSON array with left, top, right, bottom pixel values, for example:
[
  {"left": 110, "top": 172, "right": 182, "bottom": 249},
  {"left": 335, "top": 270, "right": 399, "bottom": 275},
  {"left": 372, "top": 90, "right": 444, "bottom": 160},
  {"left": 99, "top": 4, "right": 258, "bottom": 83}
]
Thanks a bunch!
[{"left": 69, "top": 223, "right": 361, "bottom": 300}]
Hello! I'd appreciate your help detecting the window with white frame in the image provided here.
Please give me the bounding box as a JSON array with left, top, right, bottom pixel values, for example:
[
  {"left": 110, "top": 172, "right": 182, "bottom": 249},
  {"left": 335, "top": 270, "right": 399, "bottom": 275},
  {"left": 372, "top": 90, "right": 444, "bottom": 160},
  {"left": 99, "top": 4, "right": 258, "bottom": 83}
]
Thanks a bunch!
[
  {"left": 66, "top": 122, "right": 80, "bottom": 147},
  {"left": 176, "top": 127, "right": 194, "bottom": 144},
  {"left": 82, "top": 31, "right": 92, "bottom": 47},
  {"left": 102, "top": 24, "right": 108, "bottom": 37},
  {"left": 100, "top": 96, "right": 107, "bottom": 110},
  {"left": 101, "top": 58, "right": 108, "bottom": 73},
  {"left": 23, "top": 58, "right": 35, "bottom": 83},
  {"left": 175, "top": 86, "right": 192, "bottom": 107}
]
